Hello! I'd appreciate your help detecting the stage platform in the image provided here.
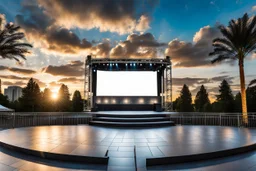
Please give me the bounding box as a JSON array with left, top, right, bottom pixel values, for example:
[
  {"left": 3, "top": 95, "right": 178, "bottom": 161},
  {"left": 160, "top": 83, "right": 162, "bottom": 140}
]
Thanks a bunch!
[
  {"left": 1, "top": 125, "right": 256, "bottom": 170},
  {"left": 89, "top": 111, "right": 175, "bottom": 115}
]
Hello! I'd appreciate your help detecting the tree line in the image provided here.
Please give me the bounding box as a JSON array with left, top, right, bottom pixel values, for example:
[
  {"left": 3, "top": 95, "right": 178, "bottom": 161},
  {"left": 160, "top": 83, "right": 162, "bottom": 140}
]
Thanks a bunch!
[
  {"left": 173, "top": 79, "right": 256, "bottom": 113},
  {"left": 0, "top": 78, "right": 83, "bottom": 112}
]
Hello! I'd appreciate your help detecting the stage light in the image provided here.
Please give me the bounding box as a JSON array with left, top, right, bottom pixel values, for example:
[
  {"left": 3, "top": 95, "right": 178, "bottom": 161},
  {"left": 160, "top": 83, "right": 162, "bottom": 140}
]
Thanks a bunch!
[
  {"left": 116, "top": 63, "right": 118, "bottom": 66},
  {"left": 104, "top": 99, "right": 109, "bottom": 104},
  {"left": 97, "top": 99, "right": 101, "bottom": 104},
  {"left": 110, "top": 63, "right": 112, "bottom": 66},
  {"left": 157, "top": 70, "right": 159, "bottom": 72},
  {"left": 93, "top": 69, "right": 96, "bottom": 72},
  {"left": 133, "top": 63, "right": 136, "bottom": 66},
  {"left": 140, "top": 64, "right": 142, "bottom": 66},
  {"left": 107, "top": 64, "right": 109, "bottom": 66},
  {"left": 130, "top": 63, "right": 132, "bottom": 66},
  {"left": 138, "top": 98, "right": 144, "bottom": 104},
  {"left": 124, "top": 98, "right": 129, "bottom": 104},
  {"left": 103, "top": 64, "right": 105, "bottom": 66},
  {"left": 126, "top": 63, "right": 128, "bottom": 66},
  {"left": 150, "top": 63, "right": 152, "bottom": 66},
  {"left": 112, "top": 99, "right": 116, "bottom": 104}
]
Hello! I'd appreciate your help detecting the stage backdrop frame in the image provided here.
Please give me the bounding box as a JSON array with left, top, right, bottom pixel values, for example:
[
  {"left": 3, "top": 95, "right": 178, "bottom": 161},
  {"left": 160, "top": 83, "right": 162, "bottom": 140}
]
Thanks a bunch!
[{"left": 84, "top": 56, "right": 172, "bottom": 111}]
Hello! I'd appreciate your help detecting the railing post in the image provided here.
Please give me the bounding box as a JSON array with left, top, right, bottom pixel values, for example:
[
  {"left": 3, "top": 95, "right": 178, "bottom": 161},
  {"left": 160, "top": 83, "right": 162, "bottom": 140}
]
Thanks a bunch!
[
  {"left": 219, "top": 114, "right": 221, "bottom": 126},
  {"left": 12, "top": 113, "right": 15, "bottom": 129},
  {"left": 237, "top": 115, "right": 240, "bottom": 127},
  {"left": 62, "top": 114, "right": 64, "bottom": 125},
  {"left": 204, "top": 114, "right": 206, "bottom": 125}
]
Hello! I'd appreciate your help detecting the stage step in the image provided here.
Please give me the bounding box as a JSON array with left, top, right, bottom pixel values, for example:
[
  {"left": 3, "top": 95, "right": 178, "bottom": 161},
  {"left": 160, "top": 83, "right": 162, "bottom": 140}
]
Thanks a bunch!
[
  {"left": 89, "top": 113, "right": 175, "bottom": 127},
  {"left": 93, "top": 117, "right": 170, "bottom": 122},
  {"left": 94, "top": 114, "right": 168, "bottom": 118},
  {"left": 89, "top": 120, "right": 175, "bottom": 127}
]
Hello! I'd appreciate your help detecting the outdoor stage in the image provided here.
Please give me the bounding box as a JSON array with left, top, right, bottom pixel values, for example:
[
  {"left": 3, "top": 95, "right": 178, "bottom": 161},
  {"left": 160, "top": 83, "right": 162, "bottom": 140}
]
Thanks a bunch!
[{"left": 1, "top": 125, "right": 256, "bottom": 170}]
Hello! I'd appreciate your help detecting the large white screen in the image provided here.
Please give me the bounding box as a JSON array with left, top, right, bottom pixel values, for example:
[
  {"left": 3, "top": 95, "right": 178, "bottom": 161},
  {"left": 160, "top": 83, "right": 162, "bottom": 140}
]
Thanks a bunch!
[{"left": 97, "top": 71, "right": 157, "bottom": 96}]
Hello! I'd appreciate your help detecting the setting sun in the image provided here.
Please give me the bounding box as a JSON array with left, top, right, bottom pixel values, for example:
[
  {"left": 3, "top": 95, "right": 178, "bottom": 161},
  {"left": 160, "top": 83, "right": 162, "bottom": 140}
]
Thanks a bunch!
[{"left": 52, "top": 93, "right": 58, "bottom": 100}]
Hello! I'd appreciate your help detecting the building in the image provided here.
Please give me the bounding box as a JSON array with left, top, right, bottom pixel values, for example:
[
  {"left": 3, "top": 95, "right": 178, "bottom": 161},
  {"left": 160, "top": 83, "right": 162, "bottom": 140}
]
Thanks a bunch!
[{"left": 4, "top": 86, "right": 22, "bottom": 102}]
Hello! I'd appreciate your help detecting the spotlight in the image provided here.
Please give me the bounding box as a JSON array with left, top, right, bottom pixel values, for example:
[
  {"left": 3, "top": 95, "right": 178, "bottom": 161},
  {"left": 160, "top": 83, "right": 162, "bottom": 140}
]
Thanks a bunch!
[
  {"left": 112, "top": 99, "right": 116, "bottom": 104},
  {"left": 133, "top": 63, "right": 136, "bottom": 66},
  {"left": 93, "top": 69, "right": 96, "bottom": 72},
  {"left": 107, "top": 64, "right": 109, "bottom": 66},
  {"left": 126, "top": 63, "right": 128, "bottom": 66},
  {"left": 116, "top": 63, "right": 118, "bottom": 66},
  {"left": 104, "top": 99, "right": 109, "bottom": 104},
  {"left": 130, "top": 63, "right": 132, "bottom": 66},
  {"left": 110, "top": 63, "right": 112, "bottom": 66},
  {"left": 140, "top": 64, "right": 142, "bottom": 66},
  {"left": 150, "top": 63, "right": 152, "bottom": 66},
  {"left": 103, "top": 64, "right": 105, "bottom": 66}
]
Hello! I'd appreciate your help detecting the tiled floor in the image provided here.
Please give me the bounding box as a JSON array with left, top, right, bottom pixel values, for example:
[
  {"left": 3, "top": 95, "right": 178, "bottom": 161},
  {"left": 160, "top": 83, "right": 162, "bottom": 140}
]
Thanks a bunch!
[{"left": 1, "top": 125, "right": 256, "bottom": 171}]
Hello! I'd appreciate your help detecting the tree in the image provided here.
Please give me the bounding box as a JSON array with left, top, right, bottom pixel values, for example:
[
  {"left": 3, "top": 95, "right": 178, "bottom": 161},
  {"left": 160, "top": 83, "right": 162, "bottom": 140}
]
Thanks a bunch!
[
  {"left": 42, "top": 88, "right": 55, "bottom": 112},
  {"left": 194, "top": 85, "right": 210, "bottom": 112},
  {"left": 247, "top": 80, "right": 256, "bottom": 112},
  {"left": 0, "top": 16, "right": 32, "bottom": 61},
  {"left": 177, "top": 84, "right": 194, "bottom": 112},
  {"left": 0, "top": 93, "right": 9, "bottom": 107},
  {"left": 72, "top": 90, "right": 83, "bottom": 112},
  {"left": 19, "top": 78, "right": 42, "bottom": 112},
  {"left": 57, "top": 84, "right": 71, "bottom": 112},
  {"left": 215, "top": 80, "right": 234, "bottom": 113},
  {"left": 209, "top": 13, "right": 256, "bottom": 122},
  {"left": 234, "top": 92, "right": 242, "bottom": 112}
]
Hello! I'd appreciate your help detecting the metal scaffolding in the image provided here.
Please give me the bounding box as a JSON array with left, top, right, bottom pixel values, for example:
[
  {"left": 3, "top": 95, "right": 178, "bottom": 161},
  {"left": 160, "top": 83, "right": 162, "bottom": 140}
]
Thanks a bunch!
[
  {"left": 83, "top": 55, "right": 173, "bottom": 111},
  {"left": 164, "top": 61, "right": 172, "bottom": 111},
  {"left": 83, "top": 57, "right": 92, "bottom": 111}
]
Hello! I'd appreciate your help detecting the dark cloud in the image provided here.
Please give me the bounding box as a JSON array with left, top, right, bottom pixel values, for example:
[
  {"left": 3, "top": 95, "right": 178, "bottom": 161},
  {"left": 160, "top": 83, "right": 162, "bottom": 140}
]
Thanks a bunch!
[
  {"left": 0, "top": 65, "right": 36, "bottom": 75},
  {"left": 2, "top": 81, "right": 26, "bottom": 87},
  {"left": 0, "top": 75, "right": 29, "bottom": 80},
  {"left": 41, "top": 60, "right": 84, "bottom": 76},
  {"left": 37, "top": 0, "right": 156, "bottom": 34},
  {"left": 58, "top": 77, "right": 83, "bottom": 84},
  {"left": 165, "top": 25, "right": 222, "bottom": 67},
  {"left": 110, "top": 33, "right": 166, "bottom": 58}
]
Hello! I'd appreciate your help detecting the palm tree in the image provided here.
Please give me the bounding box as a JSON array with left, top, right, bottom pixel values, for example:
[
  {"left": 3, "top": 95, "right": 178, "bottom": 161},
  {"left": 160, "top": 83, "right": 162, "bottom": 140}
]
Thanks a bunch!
[
  {"left": 209, "top": 13, "right": 256, "bottom": 124},
  {"left": 0, "top": 17, "right": 32, "bottom": 61}
]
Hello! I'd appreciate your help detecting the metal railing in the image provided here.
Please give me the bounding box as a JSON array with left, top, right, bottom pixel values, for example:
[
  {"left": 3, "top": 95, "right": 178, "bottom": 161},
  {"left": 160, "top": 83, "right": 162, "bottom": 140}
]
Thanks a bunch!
[
  {"left": 0, "top": 112, "right": 93, "bottom": 129},
  {"left": 167, "top": 112, "right": 256, "bottom": 127},
  {"left": 1, "top": 112, "right": 256, "bottom": 129}
]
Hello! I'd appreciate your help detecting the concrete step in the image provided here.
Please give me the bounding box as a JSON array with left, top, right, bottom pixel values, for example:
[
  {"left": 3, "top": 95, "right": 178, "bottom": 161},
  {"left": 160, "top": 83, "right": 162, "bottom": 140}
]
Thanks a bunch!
[
  {"left": 89, "top": 120, "right": 175, "bottom": 127},
  {"left": 93, "top": 117, "right": 170, "bottom": 122},
  {"left": 94, "top": 114, "right": 167, "bottom": 118}
]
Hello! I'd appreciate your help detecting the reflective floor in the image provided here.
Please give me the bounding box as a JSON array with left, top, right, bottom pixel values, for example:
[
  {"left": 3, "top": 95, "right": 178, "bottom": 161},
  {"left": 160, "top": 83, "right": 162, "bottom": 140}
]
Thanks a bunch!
[{"left": 1, "top": 125, "right": 256, "bottom": 171}]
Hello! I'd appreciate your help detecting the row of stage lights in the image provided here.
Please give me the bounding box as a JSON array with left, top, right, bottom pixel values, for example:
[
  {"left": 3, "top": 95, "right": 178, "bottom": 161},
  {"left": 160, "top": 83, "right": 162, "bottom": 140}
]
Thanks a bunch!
[
  {"left": 93, "top": 63, "right": 164, "bottom": 72},
  {"left": 96, "top": 98, "right": 158, "bottom": 104}
]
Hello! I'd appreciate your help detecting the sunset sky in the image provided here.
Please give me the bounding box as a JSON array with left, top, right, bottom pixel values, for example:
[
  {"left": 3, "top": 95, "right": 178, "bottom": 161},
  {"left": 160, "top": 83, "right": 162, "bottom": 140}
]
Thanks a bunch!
[{"left": 0, "top": 0, "right": 256, "bottom": 101}]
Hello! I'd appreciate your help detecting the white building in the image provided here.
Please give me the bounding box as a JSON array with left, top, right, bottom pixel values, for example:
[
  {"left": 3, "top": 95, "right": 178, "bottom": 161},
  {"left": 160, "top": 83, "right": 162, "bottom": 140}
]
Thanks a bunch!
[{"left": 4, "top": 86, "right": 22, "bottom": 102}]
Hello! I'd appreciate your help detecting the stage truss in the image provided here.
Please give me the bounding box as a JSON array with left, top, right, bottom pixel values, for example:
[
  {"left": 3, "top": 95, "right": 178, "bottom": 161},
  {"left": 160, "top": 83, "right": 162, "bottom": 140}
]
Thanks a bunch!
[{"left": 84, "top": 56, "right": 173, "bottom": 111}]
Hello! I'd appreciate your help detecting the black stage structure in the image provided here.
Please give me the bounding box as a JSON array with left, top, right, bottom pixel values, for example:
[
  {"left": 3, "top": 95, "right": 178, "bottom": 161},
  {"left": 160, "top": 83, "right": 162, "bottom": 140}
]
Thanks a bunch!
[{"left": 84, "top": 55, "right": 172, "bottom": 112}]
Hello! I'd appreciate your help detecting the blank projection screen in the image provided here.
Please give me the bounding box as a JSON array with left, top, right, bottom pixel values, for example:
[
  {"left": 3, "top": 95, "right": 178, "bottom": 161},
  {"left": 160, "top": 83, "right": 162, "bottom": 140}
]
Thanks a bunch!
[{"left": 97, "top": 71, "right": 157, "bottom": 96}]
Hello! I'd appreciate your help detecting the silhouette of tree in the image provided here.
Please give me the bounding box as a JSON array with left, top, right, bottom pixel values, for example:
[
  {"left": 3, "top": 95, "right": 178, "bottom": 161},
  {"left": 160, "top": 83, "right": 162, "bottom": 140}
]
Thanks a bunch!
[
  {"left": 72, "top": 90, "right": 83, "bottom": 112},
  {"left": 57, "top": 84, "right": 71, "bottom": 112},
  {"left": 0, "top": 93, "right": 9, "bottom": 107},
  {"left": 247, "top": 80, "right": 256, "bottom": 112},
  {"left": 177, "top": 84, "right": 194, "bottom": 112},
  {"left": 19, "top": 78, "right": 42, "bottom": 112},
  {"left": 0, "top": 17, "right": 32, "bottom": 61},
  {"left": 209, "top": 13, "right": 256, "bottom": 122},
  {"left": 42, "top": 88, "right": 55, "bottom": 112},
  {"left": 234, "top": 92, "right": 242, "bottom": 112},
  {"left": 215, "top": 80, "right": 234, "bottom": 113},
  {"left": 194, "top": 85, "right": 211, "bottom": 112},
  {"left": 172, "top": 97, "right": 180, "bottom": 112}
]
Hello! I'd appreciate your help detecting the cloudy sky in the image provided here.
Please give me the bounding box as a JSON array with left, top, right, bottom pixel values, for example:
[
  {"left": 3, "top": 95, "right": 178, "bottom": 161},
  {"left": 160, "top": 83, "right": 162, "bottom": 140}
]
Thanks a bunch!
[{"left": 0, "top": 0, "right": 256, "bottom": 101}]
